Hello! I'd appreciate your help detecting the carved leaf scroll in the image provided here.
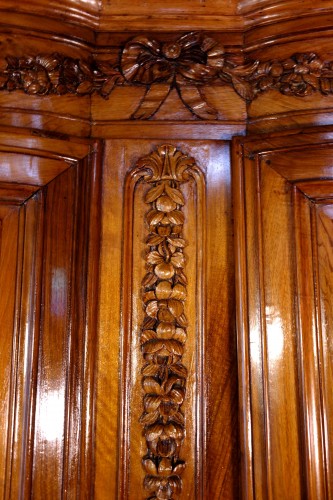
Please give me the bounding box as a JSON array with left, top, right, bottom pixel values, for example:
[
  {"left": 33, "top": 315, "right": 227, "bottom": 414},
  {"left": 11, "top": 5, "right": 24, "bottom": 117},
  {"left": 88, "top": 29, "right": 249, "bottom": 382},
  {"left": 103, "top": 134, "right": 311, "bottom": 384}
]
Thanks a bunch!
[
  {"left": 137, "top": 145, "right": 195, "bottom": 499},
  {"left": 1, "top": 37, "right": 333, "bottom": 119}
]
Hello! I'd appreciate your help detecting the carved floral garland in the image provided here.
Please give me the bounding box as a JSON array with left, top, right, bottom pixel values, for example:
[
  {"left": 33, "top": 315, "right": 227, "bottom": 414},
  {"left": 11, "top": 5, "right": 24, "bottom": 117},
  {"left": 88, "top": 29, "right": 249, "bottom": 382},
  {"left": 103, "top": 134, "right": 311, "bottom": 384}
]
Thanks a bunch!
[
  {"left": 138, "top": 145, "right": 195, "bottom": 499},
  {"left": 0, "top": 33, "right": 332, "bottom": 119}
]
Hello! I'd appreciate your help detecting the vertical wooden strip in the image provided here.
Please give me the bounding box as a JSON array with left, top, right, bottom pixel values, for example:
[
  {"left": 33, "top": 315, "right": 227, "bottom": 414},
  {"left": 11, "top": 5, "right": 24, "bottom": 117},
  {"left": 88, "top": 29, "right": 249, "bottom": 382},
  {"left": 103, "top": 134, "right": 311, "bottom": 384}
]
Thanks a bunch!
[
  {"left": 119, "top": 169, "right": 144, "bottom": 499},
  {"left": 120, "top": 144, "right": 207, "bottom": 499},
  {"left": 232, "top": 141, "right": 254, "bottom": 500},
  {"left": 314, "top": 203, "right": 333, "bottom": 498},
  {"left": 256, "top": 158, "right": 272, "bottom": 500},
  {"left": 32, "top": 166, "right": 76, "bottom": 499},
  {"left": 4, "top": 205, "right": 24, "bottom": 500},
  {"left": 242, "top": 154, "right": 268, "bottom": 500},
  {"left": 260, "top": 162, "right": 303, "bottom": 499},
  {"left": 62, "top": 161, "right": 80, "bottom": 500},
  {"left": 9, "top": 192, "right": 45, "bottom": 499},
  {"left": 293, "top": 189, "right": 327, "bottom": 499},
  {"left": 137, "top": 145, "right": 191, "bottom": 500},
  {"left": 80, "top": 144, "right": 102, "bottom": 499},
  {"left": 190, "top": 165, "right": 206, "bottom": 499},
  {"left": 0, "top": 206, "right": 20, "bottom": 498}
]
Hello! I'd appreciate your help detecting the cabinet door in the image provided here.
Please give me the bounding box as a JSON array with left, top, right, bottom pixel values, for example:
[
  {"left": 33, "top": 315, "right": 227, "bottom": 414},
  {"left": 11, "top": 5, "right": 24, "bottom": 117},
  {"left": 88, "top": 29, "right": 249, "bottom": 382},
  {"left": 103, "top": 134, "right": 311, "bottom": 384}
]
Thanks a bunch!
[
  {"left": 0, "top": 130, "right": 100, "bottom": 499},
  {"left": 94, "top": 138, "right": 239, "bottom": 499},
  {"left": 234, "top": 128, "right": 333, "bottom": 499}
]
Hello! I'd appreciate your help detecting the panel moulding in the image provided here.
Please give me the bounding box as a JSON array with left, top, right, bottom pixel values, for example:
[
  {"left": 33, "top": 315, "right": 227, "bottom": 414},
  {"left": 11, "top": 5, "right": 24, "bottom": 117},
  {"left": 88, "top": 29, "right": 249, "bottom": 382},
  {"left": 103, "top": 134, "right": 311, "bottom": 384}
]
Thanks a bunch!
[{"left": 120, "top": 144, "right": 206, "bottom": 498}]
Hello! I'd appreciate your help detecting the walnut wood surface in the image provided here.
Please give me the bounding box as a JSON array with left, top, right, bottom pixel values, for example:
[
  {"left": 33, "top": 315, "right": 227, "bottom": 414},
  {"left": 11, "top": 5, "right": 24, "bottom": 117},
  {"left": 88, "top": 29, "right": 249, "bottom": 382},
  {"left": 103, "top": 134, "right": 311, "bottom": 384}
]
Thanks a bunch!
[
  {"left": 0, "top": 130, "right": 100, "bottom": 499},
  {"left": 234, "top": 128, "right": 333, "bottom": 499},
  {"left": 3, "top": 1, "right": 333, "bottom": 499},
  {"left": 95, "top": 138, "right": 239, "bottom": 499}
]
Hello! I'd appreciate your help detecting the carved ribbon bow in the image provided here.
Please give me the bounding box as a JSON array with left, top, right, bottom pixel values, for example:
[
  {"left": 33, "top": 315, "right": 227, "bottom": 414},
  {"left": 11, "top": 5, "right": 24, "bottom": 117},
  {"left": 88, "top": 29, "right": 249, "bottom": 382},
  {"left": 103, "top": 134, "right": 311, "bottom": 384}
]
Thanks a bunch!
[{"left": 121, "top": 32, "right": 224, "bottom": 119}]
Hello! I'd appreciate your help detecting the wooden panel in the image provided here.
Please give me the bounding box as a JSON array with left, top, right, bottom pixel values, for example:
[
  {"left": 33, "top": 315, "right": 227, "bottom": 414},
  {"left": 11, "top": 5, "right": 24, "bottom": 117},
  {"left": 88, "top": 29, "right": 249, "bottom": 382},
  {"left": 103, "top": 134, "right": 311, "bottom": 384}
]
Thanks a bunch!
[
  {"left": 293, "top": 189, "right": 327, "bottom": 499},
  {"left": 91, "top": 86, "right": 246, "bottom": 124},
  {"left": 234, "top": 130, "right": 333, "bottom": 499},
  {"left": 0, "top": 153, "right": 71, "bottom": 186},
  {"left": 95, "top": 138, "right": 239, "bottom": 499},
  {"left": 316, "top": 204, "right": 333, "bottom": 497},
  {"left": 0, "top": 204, "right": 21, "bottom": 497},
  {"left": 32, "top": 166, "right": 77, "bottom": 498},
  {"left": 0, "top": 137, "right": 100, "bottom": 499}
]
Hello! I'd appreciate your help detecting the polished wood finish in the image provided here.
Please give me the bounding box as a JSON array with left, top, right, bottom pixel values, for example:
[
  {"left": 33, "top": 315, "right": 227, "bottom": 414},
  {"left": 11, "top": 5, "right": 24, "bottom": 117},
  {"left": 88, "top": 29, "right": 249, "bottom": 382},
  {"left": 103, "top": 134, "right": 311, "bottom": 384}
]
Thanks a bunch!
[
  {"left": 234, "top": 128, "right": 333, "bottom": 499},
  {"left": 95, "top": 138, "right": 239, "bottom": 498},
  {"left": 0, "top": 130, "right": 100, "bottom": 499},
  {"left": 3, "top": 1, "right": 333, "bottom": 499}
]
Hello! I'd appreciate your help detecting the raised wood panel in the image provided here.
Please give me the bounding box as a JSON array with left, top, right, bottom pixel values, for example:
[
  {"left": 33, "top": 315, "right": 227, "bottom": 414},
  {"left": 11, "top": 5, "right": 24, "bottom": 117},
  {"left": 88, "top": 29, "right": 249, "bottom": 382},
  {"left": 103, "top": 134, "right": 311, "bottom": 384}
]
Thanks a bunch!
[
  {"left": 0, "top": 135, "right": 100, "bottom": 499},
  {"left": 95, "top": 138, "right": 239, "bottom": 499},
  {"left": 316, "top": 203, "right": 333, "bottom": 498},
  {"left": 234, "top": 130, "right": 333, "bottom": 499},
  {"left": 0, "top": 203, "right": 21, "bottom": 496},
  {"left": 0, "top": 153, "right": 71, "bottom": 185}
]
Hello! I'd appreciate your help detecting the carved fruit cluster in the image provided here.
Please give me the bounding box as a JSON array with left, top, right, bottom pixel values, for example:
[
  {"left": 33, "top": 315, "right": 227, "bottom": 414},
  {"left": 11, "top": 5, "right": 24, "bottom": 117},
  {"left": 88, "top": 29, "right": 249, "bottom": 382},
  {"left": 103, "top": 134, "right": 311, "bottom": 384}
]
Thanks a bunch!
[{"left": 138, "top": 145, "right": 195, "bottom": 500}]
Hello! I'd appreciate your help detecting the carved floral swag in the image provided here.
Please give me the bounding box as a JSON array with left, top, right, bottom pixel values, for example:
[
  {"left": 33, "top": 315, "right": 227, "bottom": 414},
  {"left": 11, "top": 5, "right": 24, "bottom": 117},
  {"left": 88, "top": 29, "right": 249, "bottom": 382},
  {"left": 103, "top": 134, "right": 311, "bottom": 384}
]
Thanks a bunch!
[
  {"left": 138, "top": 145, "right": 196, "bottom": 499},
  {"left": 0, "top": 32, "right": 332, "bottom": 119}
]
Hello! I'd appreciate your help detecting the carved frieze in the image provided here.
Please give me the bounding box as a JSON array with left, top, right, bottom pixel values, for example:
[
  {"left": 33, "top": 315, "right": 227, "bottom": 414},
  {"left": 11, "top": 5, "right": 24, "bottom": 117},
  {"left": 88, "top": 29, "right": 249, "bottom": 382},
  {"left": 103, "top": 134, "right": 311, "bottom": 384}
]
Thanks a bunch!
[
  {"left": 1, "top": 33, "right": 332, "bottom": 119},
  {"left": 137, "top": 145, "right": 195, "bottom": 499}
]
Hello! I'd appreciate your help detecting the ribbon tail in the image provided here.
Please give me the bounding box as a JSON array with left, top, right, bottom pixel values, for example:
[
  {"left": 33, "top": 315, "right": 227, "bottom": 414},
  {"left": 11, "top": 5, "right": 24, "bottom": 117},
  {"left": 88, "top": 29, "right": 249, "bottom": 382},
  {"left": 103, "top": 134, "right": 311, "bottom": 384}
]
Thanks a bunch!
[
  {"left": 177, "top": 84, "right": 218, "bottom": 120},
  {"left": 131, "top": 83, "right": 171, "bottom": 119}
]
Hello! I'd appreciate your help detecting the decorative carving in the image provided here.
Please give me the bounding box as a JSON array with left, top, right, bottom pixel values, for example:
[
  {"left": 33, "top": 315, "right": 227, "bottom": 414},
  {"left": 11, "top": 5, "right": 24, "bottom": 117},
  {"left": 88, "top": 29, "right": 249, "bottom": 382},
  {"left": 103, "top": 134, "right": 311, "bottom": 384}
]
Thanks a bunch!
[
  {"left": 1, "top": 39, "right": 333, "bottom": 119},
  {"left": 240, "top": 52, "right": 330, "bottom": 98},
  {"left": 0, "top": 53, "right": 124, "bottom": 97},
  {"left": 121, "top": 32, "right": 225, "bottom": 119},
  {"left": 137, "top": 145, "right": 195, "bottom": 499}
]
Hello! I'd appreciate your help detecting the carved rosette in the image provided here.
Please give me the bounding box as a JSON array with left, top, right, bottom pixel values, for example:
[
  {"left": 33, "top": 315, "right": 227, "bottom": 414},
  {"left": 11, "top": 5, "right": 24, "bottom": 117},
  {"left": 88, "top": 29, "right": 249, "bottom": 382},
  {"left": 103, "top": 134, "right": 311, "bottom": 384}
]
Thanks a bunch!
[{"left": 137, "top": 145, "right": 195, "bottom": 499}]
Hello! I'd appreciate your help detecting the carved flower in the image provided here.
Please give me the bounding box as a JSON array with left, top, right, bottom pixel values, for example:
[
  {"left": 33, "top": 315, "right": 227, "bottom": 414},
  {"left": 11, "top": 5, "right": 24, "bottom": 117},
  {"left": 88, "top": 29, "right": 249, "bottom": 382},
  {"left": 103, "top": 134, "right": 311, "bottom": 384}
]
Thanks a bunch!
[
  {"left": 142, "top": 375, "right": 186, "bottom": 424},
  {"left": 143, "top": 458, "right": 185, "bottom": 500},
  {"left": 244, "top": 59, "right": 284, "bottom": 94},
  {"left": 146, "top": 248, "right": 185, "bottom": 280},
  {"left": 144, "top": 422, "right": 184, "bottom": 457},
  {"left": 2, "top": 56, "right": 53, "bottom": 94},
  {"left": 0, "top": 54, "right": 96, "bottom": 96},
  {"left": 142, "top": 339, "right": 183, "bottom": 366},
  {"left": 121, "top": 32, "right": 224, "bottom": 119},
  {"left": 278, "top": 53, "right": 323, "bottom": 96}
]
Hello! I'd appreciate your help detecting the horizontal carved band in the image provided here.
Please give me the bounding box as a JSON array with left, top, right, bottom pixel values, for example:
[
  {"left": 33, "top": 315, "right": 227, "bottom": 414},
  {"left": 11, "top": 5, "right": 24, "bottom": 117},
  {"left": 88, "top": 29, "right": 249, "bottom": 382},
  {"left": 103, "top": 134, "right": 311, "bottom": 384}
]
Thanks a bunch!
[{"left": 0, "top": 34, "right": 332, "bottom": 119}]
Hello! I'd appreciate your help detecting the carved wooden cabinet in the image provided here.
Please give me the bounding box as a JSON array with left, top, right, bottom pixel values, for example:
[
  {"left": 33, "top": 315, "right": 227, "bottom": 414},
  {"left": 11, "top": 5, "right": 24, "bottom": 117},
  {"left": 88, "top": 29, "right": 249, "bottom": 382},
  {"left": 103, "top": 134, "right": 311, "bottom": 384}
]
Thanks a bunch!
[{"left": 1, "top": 1, "right": 333, "bottom": 499}]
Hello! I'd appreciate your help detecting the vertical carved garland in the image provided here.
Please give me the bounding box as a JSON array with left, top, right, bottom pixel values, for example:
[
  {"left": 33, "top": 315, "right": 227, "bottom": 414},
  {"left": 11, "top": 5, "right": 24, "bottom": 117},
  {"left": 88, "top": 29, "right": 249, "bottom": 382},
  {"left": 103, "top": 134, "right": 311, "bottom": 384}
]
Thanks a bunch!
[{"left": 137, "top": 145, "right": 195, "bottom": 499}]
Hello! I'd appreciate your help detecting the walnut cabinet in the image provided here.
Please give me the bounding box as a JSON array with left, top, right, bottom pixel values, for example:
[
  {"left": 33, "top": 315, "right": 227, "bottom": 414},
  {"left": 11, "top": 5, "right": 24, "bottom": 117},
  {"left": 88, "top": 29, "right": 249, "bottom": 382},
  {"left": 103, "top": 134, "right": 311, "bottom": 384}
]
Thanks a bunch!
[{"left": 0, "top": 2, "right": 333, "bottom": 499}]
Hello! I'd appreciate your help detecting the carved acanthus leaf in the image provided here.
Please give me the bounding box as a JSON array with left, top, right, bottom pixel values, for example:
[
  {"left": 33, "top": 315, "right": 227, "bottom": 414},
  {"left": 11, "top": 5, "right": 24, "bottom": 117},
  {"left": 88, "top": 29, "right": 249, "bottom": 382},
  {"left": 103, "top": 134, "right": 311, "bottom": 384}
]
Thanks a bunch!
[{"left": 137, "top": 144, "right": 195, "bottom": 499}]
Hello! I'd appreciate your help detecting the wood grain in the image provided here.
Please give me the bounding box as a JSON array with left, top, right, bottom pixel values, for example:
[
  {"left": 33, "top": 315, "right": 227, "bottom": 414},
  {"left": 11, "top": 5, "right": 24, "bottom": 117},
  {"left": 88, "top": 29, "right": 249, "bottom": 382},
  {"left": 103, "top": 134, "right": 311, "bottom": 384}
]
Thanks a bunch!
[
  {"left": 5, "top": 1, "right": 333, "bottom": 498},
  {"left": 234, "top": 129, "right": 333, "bottom": 499},
  {"left": 95, "top": 138, "right": 239, "bottom": 499},
  {"left": 0, "top": 133, "right": 99, "bottom": 499}
]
